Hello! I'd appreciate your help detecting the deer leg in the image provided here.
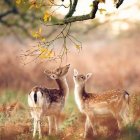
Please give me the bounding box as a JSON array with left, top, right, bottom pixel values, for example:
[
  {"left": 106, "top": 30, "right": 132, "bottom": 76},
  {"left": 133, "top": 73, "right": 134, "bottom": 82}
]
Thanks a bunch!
[
  {"left": 116, "top": 114, "right": 124, "bottom": 130},
  {"left": 87, "top": 114, "right": 97, "bottom": 136},
  {"left": 54, "top": 115, "right": 60, "bottom": 134},
  {"left": 118, "top": 117, "right": 124, "bottom": 130},
  {"left": 37, "top": 120, "right": 42, "bottom": 139},
  {"left": 121, "top": 105, "right": 131, "bottom": 125},
  {"left": 48, "top": 116, "right": 53, "bottom": 135},
  {"left": 33, "top": 118, "right": 38, "bottom": 138},
  {"left": 111, "top": 110, "right": 124, "bottom": 130},
  {"left": 84, "top": 116, "right": 90, "bottom": 138}
]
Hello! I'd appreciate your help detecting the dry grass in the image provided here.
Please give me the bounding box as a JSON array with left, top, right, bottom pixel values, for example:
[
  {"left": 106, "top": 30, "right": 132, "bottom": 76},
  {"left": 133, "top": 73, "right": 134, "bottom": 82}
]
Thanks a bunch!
[
  {"left": 0, "top": 92, "right": 140, "bottom": 140},
  {"left": 0, "top": 101, "right": 25, "bottom": 117}
]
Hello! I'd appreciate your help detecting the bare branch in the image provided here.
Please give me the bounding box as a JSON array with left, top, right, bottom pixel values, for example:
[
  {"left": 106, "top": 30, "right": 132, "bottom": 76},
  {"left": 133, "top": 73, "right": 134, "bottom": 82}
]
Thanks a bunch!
[
  {"left": 0, "top": 10, "right": 14, "bottom": 19},
  {"left": 0, "top": 5, "right": 18, "bottom": 20},
  {"left": 65, "top": 0, "right": 99, "bottom": 23},
  {"left": 45, "top": 0, "right": 99, "bottom": 26},
  {"left": 49, "top": 1, "right": 69, "bottom": 8},
  {"left": 14, "top": 0, "right": 125, "bottom": 64},
  {"left": 65, "top": 0, "right": 78, "bottom": 18},
  {"left": 116, "top": 0, "right": 124, "bottom": 8}
]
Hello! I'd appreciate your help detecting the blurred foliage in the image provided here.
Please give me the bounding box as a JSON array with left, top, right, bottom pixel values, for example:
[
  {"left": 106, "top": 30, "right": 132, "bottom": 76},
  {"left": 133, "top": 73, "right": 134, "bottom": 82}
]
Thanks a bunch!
[{"left": 0, "top": 0, "right": 46, "bottom": 37}]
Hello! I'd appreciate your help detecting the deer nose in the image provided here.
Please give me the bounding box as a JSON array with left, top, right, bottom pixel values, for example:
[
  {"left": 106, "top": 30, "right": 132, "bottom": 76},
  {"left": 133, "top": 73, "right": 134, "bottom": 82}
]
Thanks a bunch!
[{"left": 51, "top": 74, "right": 57, "bottom": 79}]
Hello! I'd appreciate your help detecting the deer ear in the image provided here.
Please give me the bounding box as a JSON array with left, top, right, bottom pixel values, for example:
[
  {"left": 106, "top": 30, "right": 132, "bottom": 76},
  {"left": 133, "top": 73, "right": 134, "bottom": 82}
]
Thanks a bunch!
[
  {"left": 74, "top": 69, "right": 78, "bottom": 76},
  {"left": 86, "top": 73, "right": 92, "bottom": 80},
  {"left": 65, "top": 64, "right": 70, "bottom": 70},
  {"left": 66, "top": 64, "right": 70, "bottom": 68}
]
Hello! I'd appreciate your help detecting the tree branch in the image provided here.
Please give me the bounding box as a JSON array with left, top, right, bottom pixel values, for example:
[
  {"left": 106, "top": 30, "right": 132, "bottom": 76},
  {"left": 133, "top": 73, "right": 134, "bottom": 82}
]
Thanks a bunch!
[
  {"left": 116, "top": 0, "right": 124, "bottom": 8},
  {"left": 0, "top": 0, "right": 18, "bottom": 20},
  {"left": 0, "top": 7, "right": 18, "bottom": 20},
  {"left": 0, "top": 10, "right": 13, "bottom": 19},
  {"left": 65, "top": 0, "right": 78, "bottom": 18},
  {"left": 48, "top": 0, "right": 99, "bottom": 25}
]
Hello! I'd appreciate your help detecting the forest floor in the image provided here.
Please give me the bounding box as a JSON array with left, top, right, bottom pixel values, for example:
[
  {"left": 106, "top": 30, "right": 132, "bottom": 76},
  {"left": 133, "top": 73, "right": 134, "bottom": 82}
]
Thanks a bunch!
[{"left": 0, "top": 90, "right": 140, "bottom": 140}]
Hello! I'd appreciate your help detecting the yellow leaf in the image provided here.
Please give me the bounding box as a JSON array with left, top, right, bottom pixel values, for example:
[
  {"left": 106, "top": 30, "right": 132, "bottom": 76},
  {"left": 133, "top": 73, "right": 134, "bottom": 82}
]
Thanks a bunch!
[
  {"left": 47, "top": 50, "right": 55, "bottom": 58},
  {"left": 29, "top": 1, "right": 40, "bottom": 9},
  {"left": 38, "top": 45, "right": 54, "bottom": 59},
  {"left": 89, "top": 4, "right": 93, "bottom": 8},
  {"left": 39, "top": 27, "right": 42, "bottom": 34},
  {"left": 41, "top": 37, "right": 46, "bottom": 42},
  {"left": 29, "top": 5, "right": 34, "bottom": 9},
  {"left": 43, "top": 12, "right": 51, "bottom": 22},
  {"left": 16, "top": 0, "right": 22, "bottom": 5},
  {"left": 39, "top": 50, "right": 55, "bottom": 59},
  {"left": 99, "top": 0, "right": 105, "bottom": 3},
  {"left": 99, "top": 8, "right": 106, "bottom": 14},
  {"left": 38, "top": 45, "right": 46, "bottom": 52},
  {"left": 75, "top": 45, "right": 81, "bottom": 50},
  {"left": 32, "top": 28, "right": 42, "bottom": 39},
  {"left": 32, "top": 32, "right": 40, "bottom": 38}
]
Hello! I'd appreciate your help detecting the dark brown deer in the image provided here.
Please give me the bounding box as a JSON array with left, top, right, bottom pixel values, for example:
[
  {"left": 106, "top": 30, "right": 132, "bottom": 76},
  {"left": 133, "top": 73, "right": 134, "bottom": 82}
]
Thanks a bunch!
[{"left": 28, "top": 64, "right": 70, "bottom": 139}]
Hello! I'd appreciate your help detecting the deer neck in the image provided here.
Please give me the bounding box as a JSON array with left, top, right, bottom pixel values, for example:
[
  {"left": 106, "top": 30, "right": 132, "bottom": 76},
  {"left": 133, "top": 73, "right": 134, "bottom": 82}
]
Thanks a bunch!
[
  {"left": 75, "top": 84, "right": 87, "bottom": 98},
  {"left": 74, "top": 84, "right": 86, "bottom": 112},
  {"left": 56, "top": 77, "right": 69, "bottom": 97}
]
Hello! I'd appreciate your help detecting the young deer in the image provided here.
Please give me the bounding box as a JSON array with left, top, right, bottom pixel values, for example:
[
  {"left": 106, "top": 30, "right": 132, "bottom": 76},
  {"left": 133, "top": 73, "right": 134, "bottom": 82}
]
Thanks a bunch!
[
  {"left": 73, "top": 69, "right": 130, "bottom": 138},
  {"left": 28, "top": 64, "right": 70, "bottom": 139}
]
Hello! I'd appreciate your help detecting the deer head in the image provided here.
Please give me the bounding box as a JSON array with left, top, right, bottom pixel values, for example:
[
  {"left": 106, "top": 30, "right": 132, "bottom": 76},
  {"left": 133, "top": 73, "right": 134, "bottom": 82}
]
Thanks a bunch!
[
  {"left": 44, "top": 64, "right": 70, "bottom": 80},
  {"left": 73, "top": 69, "right": 92, "bottom": 86}
]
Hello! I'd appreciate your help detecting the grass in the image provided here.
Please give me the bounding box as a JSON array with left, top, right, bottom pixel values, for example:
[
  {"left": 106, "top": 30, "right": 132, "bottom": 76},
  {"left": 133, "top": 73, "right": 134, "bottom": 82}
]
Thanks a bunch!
[
  {"left": 64, "top": 92, "right": 77, "bottom": 112},
  {"left": 118, "top": 124, "right": 140, "bottom": 140},
  {"left": 0, "top": 90, "right": 27, "bottom": 105},
  {"left": 0, "top": 90, "right": 140, "bottom": 140}
]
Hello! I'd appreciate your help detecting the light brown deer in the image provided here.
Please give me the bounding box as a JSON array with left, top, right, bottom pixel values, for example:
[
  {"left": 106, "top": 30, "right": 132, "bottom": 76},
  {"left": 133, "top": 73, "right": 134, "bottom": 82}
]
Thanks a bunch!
[
  {"left": 28, "top": 64, "right": 70, "bottom": 139},
  {"left": 73, "top": 69, "right": 130, "bottom": 138}
]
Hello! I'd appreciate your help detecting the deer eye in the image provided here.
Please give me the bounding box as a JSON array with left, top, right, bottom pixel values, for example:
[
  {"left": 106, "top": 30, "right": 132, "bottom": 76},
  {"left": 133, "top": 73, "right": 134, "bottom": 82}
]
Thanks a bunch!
[
  {"left": 56, "top": 68, "right": 60, "bottom": 72},
  {"left": 80, "top": 76, "right": 84, "bottom": 79},
  {"left": 59, "top": 70, "right": 62, "bottom": 74}
]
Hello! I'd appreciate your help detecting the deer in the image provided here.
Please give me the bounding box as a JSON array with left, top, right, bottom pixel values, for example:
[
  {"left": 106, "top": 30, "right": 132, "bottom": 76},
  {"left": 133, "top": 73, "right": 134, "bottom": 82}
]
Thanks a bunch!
[
  {"left": 73, "top": 69, "right": 130, "bottom": 138},
  {"left": 28, "top": 64, "right": 70, "bottom": 139}
]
